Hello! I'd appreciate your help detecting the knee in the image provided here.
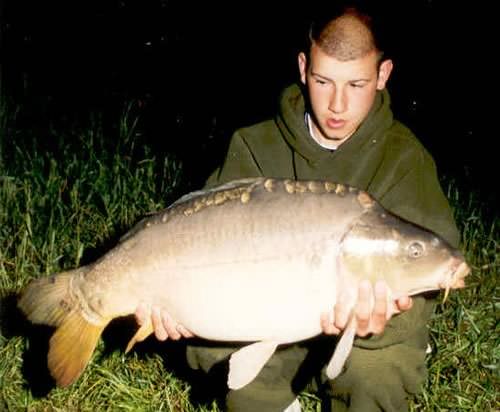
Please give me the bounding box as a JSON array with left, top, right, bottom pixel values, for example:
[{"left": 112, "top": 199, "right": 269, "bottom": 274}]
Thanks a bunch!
[
  {"left": 226, "top": 381, "right": 296, "bottom": 412},
  {"left": 226, "top": 345, "right": 309, "bottom": 412},
  {"left": 326, "top": 344, "right": 428, "bottom": 411},
  {"left": 186, "top": 344, "right": 236, "bottom": 373}
]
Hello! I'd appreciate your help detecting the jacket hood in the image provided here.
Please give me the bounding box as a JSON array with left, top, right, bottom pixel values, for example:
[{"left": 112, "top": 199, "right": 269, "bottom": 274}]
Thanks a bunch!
[{"left": 275, "top": 83, "right": 394, "bottom": 163}]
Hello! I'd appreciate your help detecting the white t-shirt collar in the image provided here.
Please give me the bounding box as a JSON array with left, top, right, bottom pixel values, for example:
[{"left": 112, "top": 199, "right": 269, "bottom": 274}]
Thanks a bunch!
[{"left": 304, "top": 112, "right": 338, "bottom": 151}]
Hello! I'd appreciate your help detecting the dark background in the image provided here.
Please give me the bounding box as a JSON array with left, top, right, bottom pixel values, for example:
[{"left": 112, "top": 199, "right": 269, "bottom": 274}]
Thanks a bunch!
[{"left": 1, "top": 1, "right": 483, "bottom": 196}]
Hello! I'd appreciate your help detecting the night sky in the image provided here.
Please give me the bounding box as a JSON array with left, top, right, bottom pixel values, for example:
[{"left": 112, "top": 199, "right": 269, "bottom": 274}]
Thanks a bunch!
[{"left": 1, "top": 1, "right": 484, "bottom": 198}]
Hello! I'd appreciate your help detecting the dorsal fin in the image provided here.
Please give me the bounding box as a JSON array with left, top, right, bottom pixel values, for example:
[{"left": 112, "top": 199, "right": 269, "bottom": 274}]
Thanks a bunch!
[{"left": 169, "top": 177, "right": 265, "bottom": 208}]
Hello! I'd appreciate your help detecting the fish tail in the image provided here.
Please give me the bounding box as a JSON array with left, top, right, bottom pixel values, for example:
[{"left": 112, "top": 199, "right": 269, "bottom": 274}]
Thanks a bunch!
[
  {"left": 18, "top": 270, "right": 80, "bottom": 326},
  {"left": 18, "top": 269, "right": 108, "bottom": 387},
  {"left": 48, "top": 310, "right": 107, "bottom": 387}
]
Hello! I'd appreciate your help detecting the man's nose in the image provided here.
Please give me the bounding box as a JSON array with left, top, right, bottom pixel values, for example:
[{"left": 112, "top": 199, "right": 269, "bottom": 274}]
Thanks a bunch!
[{"left": 328, "top": 89, "right": 346, "bottom": 113}]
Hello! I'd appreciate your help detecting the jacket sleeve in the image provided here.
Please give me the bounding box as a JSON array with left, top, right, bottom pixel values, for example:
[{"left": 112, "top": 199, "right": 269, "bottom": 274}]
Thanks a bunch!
[{"left": 205, "top": 131, "right": 264, "bottom": 189}]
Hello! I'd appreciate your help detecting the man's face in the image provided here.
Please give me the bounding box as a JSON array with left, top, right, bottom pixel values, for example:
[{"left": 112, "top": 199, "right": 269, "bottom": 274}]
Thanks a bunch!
[{"left": 298, "top": 44, "right": 393, "bottom": 147}]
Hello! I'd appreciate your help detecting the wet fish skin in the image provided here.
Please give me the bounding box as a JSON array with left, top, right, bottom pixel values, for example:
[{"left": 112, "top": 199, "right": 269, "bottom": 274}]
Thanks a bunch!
[{"left": 17, "top": 177, "right": 470, "bottom": 390}]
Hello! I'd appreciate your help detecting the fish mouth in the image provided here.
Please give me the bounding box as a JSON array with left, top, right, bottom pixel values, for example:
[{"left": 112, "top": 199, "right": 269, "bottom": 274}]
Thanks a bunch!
[{"left": 441, "top": 260, "right": 471, "bottom": 302}]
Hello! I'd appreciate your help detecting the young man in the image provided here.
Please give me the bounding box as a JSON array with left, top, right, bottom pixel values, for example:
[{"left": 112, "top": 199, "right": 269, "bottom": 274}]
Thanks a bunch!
[{"left": 136, "top": 4, "right": 460, "bottom": 411}]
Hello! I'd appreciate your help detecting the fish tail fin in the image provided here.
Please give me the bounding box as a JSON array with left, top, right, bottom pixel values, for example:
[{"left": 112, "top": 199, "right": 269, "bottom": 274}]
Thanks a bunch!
[
  {"left": 48, "top": 311, "right": 108, "bottom": 387},
  {"left": 17, "top": 269, "right": 108, "bottom": 387},
  {"left": 18, "top": 270, "right": 80, "bottom": 326}
]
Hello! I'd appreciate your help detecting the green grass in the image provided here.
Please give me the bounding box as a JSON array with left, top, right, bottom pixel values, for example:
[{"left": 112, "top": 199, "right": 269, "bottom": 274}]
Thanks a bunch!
[{"left": 0, "top": 105, "right": 498, "bottom": 411}]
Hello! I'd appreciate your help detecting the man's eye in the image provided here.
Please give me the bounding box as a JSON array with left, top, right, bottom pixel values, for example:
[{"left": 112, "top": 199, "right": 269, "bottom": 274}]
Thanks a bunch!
[
  {"left": 315, "top": 79, "right": 327, "bottom": 85},
  {"left": 350, "top": 83, "right": 364, "bottom": 88}
]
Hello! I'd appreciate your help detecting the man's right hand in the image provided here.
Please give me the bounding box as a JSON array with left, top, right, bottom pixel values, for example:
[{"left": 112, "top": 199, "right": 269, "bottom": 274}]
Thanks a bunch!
[
  {"left": 135, "top": 302, "right": 194, "bottom": 341},
  {"left": 320, "top": 280, "right": 413, "bottom": 337}
]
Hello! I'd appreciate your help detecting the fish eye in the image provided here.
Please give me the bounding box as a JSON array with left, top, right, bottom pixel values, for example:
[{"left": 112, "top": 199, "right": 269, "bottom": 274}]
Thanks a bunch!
[{"left": 408, "top": 242, "right": 425, "bottom": 258}]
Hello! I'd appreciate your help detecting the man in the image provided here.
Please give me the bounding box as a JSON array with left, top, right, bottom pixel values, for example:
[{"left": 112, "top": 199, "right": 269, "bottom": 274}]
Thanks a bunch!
[{"left": 136, "top": 3, "right": 460, "bottom": 411}]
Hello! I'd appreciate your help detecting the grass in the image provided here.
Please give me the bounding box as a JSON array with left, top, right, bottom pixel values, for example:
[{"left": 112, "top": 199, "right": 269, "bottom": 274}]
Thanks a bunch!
[{"left": 0, "top": 103, "right": 498, "bottom": 411}]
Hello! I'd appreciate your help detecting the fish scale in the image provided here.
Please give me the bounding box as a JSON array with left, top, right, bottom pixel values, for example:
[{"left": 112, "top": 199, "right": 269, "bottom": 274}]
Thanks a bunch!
[{"left": 17, "top": 177, "right": 470, "bottom": 390}]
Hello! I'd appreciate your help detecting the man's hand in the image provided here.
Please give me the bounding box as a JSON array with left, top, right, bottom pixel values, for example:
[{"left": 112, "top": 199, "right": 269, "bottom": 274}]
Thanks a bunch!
[
  {"left": 135, "top": 303, "right": 194, "bottom": 341},
  {"left": 320, "top": 280, "right": 413, "bottom": 337}
]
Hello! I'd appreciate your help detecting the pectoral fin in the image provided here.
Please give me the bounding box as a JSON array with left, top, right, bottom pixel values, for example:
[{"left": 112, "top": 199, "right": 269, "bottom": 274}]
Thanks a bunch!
[
  {"left": 228, "top": 340, "right": 279, "bottom": 390},
  {"left": 126, "top": 319, "right": 154, "bottom": 353},
  {"left": 326, "top": 316, "right": 357, "bottom": 380}
]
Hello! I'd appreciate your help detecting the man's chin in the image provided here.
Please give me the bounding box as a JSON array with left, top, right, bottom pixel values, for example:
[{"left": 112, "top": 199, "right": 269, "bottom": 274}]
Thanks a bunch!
[
  {"left": 324, "top": 134, "right": 350, "bottom": 144},
  {"left": 325, "top": 128, "right": 355, "bottom": 143}
]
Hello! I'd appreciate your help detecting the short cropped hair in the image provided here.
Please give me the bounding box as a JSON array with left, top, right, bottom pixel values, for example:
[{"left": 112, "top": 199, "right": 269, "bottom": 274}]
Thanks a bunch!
[{"left": 305, "top": 2, "right": 390, "bottom": 65}]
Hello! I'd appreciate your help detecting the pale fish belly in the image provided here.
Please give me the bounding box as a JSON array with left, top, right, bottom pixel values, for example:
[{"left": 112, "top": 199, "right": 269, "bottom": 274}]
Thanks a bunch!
[{"left": 158, "top": 244, "right": 339, "bottom": 342}]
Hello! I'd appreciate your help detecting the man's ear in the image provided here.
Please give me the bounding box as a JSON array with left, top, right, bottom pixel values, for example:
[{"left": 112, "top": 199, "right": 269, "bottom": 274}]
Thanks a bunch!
[
  {"left": 376, "top": 59, "right": 393, "bottom": 90},
  {"left": 298, "top": 52, "right": 307, "bottom": 85}
]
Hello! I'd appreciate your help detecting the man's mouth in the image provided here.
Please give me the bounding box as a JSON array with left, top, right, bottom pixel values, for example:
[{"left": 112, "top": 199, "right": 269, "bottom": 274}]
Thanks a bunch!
[{"left": 326, "top": 118, "right": 346, "bottom": 129}]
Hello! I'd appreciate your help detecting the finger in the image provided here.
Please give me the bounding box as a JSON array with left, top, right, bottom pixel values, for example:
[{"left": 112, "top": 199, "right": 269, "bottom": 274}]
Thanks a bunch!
[
  {"left": 396, "top": 296, "right": 413, "bottom": 312},
  {"left": 135, "top": 302, "right": 149, "bottom": 325},
  {"left": 334, "top": 291, "right": 352, "bottom": 331},
  {"left": 370, "top": 281, "right": 388, "bottom": 335},
  {"left": 161, "top": 309, "right": 182, "bottom": 340},
  {"left": 321, "top": 311, "right": 341, "bottom": 335},
  {"left": 177, "top": 325, "right": 195, "bottom": 338},
  {"left": 151, "top": 306, "right": 168, "bottom": 341},
  {"left": 388, "top": 300, "right": 400, "bottom": 316},
  {"left": 355, "top": 280, "right": 372, "bottom": 337}
]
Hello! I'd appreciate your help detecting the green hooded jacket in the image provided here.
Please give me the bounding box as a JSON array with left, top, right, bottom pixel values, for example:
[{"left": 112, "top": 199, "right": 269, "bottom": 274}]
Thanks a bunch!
[{"left": 207, "top": 83, "right": 459, "bottom": 248}]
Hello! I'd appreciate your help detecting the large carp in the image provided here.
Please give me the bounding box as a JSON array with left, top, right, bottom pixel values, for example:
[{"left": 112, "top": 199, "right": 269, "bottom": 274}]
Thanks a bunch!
[{"left": 18, "top": 177, "right": 469, "bottom": 390}]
